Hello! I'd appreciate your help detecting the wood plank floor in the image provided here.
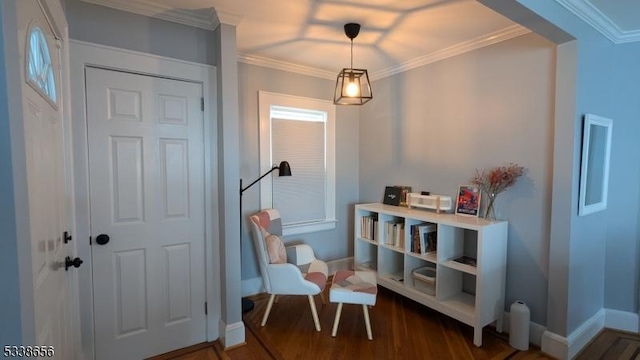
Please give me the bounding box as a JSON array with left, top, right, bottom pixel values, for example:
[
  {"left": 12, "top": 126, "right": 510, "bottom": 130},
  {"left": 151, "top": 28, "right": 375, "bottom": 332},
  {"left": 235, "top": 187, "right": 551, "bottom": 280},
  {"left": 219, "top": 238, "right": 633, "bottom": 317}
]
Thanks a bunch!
[
  {"left": 151, "top": 286, "right": 562, "bottom": 360},
  {"left": 150, "top": 285, "right": 640, "bottom": 360}
]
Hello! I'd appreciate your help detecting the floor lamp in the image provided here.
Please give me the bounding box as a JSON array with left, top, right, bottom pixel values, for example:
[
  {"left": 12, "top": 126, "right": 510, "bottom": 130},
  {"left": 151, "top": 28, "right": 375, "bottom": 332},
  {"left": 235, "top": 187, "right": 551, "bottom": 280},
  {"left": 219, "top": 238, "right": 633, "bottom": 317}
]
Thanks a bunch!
[{"left": 240, "top": 161, "right": 292, "bottom": 313}]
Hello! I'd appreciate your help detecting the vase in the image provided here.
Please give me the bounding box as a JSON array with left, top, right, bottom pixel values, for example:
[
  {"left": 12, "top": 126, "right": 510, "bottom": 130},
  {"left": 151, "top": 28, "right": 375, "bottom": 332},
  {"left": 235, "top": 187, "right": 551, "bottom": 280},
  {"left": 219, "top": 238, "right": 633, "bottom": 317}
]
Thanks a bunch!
[{"left": 484, "top": 193, "right": 497, "bottom": 221}]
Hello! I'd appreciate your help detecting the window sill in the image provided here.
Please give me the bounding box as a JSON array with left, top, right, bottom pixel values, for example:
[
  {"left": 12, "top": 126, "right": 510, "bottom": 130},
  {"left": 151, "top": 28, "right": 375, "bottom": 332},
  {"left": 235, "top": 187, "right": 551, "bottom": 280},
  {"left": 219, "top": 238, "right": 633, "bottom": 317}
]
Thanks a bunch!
[{"left": 283, "top": 220, "right": 337, "bottom": 236}]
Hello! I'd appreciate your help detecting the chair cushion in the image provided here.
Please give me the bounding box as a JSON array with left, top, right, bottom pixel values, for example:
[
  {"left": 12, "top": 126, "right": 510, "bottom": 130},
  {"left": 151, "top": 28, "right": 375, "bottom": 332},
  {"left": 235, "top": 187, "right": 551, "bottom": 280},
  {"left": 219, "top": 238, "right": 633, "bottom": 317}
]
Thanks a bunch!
[
  {"left": 265, "top": 234, "right": 287, "bottom": 264},
  {"left": 303, "top": 259, "right": 328, "bottom": 291}
]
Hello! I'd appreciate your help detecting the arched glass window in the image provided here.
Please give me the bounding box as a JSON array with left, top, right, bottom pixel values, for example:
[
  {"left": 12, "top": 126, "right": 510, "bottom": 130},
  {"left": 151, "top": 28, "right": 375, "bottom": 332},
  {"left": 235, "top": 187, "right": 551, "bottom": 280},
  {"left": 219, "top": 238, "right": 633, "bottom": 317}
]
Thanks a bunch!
[{"left": 26, "top": 26, "right": 57, "bottom": 105}]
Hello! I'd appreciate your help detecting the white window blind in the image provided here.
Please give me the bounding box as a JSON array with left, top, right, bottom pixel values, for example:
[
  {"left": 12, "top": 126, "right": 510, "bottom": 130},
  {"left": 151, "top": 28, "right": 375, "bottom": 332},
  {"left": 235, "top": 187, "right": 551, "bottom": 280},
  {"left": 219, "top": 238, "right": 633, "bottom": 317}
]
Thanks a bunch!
[
  {"left": 258, "top": 91, "right": 336, "bottom": 236},
  {"left": 272, "top": 117, "right": 325, "bottom": 225}
]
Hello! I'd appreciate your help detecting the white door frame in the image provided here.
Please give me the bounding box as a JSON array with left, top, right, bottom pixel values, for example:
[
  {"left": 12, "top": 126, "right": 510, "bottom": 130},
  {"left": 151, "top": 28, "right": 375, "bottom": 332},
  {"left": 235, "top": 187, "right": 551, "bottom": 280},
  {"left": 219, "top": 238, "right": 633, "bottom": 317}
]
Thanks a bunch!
[
  {"left": 69, "top": 40, "right": 220, "bottom": 359},
  {"left": 3, "top": 0, "right": 80, "bottom": 354}
]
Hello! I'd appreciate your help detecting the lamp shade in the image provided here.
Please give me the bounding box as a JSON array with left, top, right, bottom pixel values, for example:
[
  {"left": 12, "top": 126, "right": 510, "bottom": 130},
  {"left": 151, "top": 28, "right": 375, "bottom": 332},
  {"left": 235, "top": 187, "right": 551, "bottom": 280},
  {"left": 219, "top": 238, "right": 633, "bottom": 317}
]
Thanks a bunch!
[
  {"left": 277, "top": 161, "right": 292, "bottom": 176},
  {"left": 334, "top": 68, "right": 372, "bottom": 105}
]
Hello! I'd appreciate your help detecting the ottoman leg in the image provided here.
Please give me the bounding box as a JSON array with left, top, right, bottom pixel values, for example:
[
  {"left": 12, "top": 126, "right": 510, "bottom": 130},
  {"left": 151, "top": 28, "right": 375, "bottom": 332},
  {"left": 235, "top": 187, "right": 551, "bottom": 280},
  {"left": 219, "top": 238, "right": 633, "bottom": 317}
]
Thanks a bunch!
[
  {"left": 363, "top": 304, "right": 372, "bottom": 340},
  {"left": 331, "top": 303, "right": 343, "bottom": 337}
]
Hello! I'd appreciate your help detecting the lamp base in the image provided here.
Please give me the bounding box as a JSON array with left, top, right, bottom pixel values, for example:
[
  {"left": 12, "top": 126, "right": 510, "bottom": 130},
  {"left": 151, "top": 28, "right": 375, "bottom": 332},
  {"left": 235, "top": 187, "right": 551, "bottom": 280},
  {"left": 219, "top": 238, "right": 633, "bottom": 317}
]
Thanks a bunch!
[{"left": 242, "top": 298, "right": 254, "bottom": 313}]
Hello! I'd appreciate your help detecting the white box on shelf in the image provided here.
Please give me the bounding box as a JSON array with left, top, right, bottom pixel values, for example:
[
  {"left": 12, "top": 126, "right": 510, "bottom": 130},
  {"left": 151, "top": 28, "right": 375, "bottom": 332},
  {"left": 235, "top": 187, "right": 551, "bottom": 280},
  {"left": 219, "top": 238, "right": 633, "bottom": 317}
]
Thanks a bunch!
[
  {"left": 407, "top": 193, "right": 453, "bottom": 212},
  {"left": 413, "top": 267, "right": 436, "bottom": 295}
]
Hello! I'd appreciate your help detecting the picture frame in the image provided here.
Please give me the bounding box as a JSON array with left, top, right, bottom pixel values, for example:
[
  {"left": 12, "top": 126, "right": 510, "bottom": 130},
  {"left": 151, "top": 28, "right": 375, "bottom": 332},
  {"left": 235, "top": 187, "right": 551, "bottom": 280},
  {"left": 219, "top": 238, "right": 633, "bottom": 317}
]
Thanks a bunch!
[
  {"left": 394, "top": 185, "right": 412, "bottom": 207},
  {"left": 578, "top": 114, "right": 613, "bottom": 216},
  {"left": 455, "top": 185, "right": 481, "bottom": 217},
  {"left": 383, "top": 186, "right": 402, "bottom": 206}
]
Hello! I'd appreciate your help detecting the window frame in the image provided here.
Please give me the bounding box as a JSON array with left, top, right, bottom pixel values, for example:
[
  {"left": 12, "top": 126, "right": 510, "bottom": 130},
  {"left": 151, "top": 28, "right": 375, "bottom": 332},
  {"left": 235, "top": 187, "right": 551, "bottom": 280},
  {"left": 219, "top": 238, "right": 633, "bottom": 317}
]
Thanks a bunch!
[
  {"left": 258, "top": 91, "right": 336, "bottom": 236},
  {"left": 25, "top": 21, "right": 59, "bottom": 108}
]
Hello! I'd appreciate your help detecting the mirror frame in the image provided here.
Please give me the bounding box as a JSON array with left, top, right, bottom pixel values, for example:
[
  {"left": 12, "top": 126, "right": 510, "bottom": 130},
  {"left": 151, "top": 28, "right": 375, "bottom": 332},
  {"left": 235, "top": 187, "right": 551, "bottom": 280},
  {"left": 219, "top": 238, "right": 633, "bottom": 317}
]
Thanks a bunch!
[{"left": 578, "top": 114, "right": 613, "bottom": 216}]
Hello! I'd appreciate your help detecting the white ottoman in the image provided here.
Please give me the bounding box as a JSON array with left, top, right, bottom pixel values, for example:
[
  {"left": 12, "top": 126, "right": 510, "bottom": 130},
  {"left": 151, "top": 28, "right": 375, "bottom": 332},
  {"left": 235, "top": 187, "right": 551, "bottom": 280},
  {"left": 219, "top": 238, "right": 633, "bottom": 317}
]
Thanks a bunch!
[{"left": 330, "top": 270, "right": 378, "bottom": 340}]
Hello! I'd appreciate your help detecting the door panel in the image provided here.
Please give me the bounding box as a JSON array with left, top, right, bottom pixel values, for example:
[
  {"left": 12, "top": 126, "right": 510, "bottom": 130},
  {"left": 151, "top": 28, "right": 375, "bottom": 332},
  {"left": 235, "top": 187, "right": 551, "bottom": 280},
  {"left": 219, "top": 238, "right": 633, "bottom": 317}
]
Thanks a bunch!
[
  {"left": 17, "top": 0, "right": 73, "bottom": 358},
  {"left": 86, "top": 67, "right": 205, "bottom": 360}
]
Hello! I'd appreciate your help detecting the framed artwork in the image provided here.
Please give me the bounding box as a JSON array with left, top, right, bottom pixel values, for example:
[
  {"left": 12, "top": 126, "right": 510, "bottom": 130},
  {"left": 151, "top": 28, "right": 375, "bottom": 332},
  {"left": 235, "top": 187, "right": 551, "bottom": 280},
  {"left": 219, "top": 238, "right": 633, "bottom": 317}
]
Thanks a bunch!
[
  {"left": 394, "top": 185, "right": 412, "bottom": 207},
  {"left": 578, "top": 114, "right": 613, "bottom": 216},
  {"left": 383, "top": 186, "right": 402, "bottom": 206},
  {"left": 455, "top": 185, "right": 481, "bottom": 217}
]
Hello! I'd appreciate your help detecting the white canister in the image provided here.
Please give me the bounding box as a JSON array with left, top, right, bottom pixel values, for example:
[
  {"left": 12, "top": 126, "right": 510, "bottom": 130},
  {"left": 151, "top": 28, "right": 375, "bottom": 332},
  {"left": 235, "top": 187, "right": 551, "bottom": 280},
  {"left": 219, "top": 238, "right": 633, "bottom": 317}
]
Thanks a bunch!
[{"left": 509, "top": 301, "right": 530, "bottom": 351}]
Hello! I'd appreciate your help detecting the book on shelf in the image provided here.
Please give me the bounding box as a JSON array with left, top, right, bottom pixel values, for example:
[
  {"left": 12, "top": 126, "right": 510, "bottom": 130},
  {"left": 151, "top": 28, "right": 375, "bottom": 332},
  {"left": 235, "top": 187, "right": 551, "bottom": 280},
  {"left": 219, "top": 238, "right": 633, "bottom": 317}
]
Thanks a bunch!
[
  {"left": 410, "top": 224, "right": 421, "bottom": 254},
  {"left": 418, "top": 223, "right": 437, "bottom": 255},
  {"left": 453, "top": 256, "right": 477, "bottom": 267},
  {"left": 360, "top": 214, "right": 378, "bottom": 241},
  {"left": 384, "top": 219, "right": 404, "bottom": 246}
]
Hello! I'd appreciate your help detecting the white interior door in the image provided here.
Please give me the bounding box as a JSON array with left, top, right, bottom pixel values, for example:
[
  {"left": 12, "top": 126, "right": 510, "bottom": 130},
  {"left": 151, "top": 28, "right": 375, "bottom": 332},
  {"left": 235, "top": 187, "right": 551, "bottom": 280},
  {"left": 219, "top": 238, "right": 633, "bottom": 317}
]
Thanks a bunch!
[
  {"left": 86, "top": 67, "right": 206, "bottom": 360},
  {"left": 17, "top": 0, "right": 73, "bottom": 358}
]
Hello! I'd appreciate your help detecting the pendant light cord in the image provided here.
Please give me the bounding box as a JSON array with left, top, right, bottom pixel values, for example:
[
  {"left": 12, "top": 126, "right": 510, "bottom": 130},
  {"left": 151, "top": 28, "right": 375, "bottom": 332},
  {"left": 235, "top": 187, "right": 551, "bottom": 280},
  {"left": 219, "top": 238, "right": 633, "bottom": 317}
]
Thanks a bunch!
[{"left": 350, "top": 39, "right": 353, "bottom": 69}]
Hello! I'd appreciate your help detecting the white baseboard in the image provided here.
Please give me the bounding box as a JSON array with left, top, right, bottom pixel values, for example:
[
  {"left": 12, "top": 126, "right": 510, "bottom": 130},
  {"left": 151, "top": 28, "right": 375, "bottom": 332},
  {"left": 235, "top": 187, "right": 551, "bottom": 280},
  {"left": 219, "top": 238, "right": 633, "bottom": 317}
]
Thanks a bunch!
[
  {"left": 218, "top": 319, "right": 245, "bottom": 349},
  {"left": 542, "top": 309, "right": 605, "bottom": 360},
  {"left": 539, "top": 308, "right": 639, "bottom": 359},
  {"left": 241, "top": 257, "right": 354, "bottom": 296},
  {"left": 605, "top": 309, "right": 639, "bottom": 333}
]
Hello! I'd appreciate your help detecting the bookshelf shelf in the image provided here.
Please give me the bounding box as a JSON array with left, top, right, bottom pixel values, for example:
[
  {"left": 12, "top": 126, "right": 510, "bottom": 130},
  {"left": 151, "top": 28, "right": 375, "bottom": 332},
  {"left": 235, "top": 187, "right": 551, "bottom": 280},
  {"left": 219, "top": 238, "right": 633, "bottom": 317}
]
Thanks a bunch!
[{"left": 354, "top": 203, "right": 508, "bottom": 347}]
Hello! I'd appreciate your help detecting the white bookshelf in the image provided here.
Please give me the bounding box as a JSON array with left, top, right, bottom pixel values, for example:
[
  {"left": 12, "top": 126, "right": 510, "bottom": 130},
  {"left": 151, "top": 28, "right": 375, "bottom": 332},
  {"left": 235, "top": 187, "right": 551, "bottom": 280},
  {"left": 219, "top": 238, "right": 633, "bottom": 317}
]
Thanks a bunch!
[{"left": 354, "top": 203, "right": 508, "bottom": 346}]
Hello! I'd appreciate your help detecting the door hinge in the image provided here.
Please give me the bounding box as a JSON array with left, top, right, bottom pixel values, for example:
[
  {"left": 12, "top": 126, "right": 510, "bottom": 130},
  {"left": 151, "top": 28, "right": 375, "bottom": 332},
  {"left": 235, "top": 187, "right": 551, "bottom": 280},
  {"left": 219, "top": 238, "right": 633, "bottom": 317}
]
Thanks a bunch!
[
  {"left": 205, "top": 302, "right": 208, "bottom": 315},
  {"left": 201, "top": 97, "right": 204, "bottom": 111},
  {"left": 89, "top": 236, "right": 92, "bottom": 245}
]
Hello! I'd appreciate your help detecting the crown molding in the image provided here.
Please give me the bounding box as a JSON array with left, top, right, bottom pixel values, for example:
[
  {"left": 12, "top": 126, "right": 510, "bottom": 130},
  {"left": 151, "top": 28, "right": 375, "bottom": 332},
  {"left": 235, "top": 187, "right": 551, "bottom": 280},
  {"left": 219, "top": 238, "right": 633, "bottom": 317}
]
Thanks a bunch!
[
  {"left": 554, "top": 0, "right": 640, "bottom": 44},
  {"left": 238, "top": 53, "right": 336, "bottom": 80},
  {"left": 371, "top": 25, "right": 531, "bottom": 80},
  {"left": 213, "top": 9, "right": 243, "bottom": 27},
  {"left": 80, "top": 0, "right": 216, "bottom": 30},
  {"left": 238, "top": 25, "right": 531, "bottom": 81}
]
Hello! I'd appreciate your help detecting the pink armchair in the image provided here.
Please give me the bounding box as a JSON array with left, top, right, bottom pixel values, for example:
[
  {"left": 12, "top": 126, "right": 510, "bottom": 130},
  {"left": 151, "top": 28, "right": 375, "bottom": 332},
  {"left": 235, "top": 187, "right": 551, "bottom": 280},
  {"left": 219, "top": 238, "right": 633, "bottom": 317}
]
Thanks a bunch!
[{"left": 249, "top": 209, "right": 328, "bottom": 331}]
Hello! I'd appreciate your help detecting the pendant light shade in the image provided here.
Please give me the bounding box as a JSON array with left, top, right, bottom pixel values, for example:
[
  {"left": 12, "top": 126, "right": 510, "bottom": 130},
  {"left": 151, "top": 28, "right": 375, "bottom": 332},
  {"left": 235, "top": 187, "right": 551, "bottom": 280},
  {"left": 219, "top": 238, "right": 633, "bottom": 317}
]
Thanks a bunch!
[{"left": 334, "top": 23, "right": 372, "bottom": 105}]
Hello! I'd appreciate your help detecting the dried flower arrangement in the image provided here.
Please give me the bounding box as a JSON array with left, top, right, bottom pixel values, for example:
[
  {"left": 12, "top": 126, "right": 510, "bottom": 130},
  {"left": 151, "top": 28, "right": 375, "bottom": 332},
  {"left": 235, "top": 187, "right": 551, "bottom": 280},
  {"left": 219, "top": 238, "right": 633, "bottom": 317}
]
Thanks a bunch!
[{"left": 471, "top": 163, "right": 525, "bottom": 220}]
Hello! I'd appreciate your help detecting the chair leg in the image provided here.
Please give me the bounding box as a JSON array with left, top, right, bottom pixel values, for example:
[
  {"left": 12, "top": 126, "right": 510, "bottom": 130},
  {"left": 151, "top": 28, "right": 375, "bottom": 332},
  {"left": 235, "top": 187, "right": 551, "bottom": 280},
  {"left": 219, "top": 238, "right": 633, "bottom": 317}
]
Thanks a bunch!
[
  {"left": 308, "top": 295, "right": 321, "bottom": 331},
  {"left": 261, "top": 294, "right": 276, "bottom": 327},
  {"left": 331, "top": 303, "right": 343, "bottom": 337},
  {"left": 363, "top": 304, "right": 372, "bottom": 340}
]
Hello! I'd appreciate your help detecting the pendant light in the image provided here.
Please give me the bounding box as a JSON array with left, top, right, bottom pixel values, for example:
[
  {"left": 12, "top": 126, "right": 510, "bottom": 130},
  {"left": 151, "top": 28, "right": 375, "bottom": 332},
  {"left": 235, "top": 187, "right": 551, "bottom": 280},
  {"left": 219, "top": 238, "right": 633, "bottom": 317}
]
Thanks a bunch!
[{"left": 333, "top": 23, "right": 372, "bottom": 105}]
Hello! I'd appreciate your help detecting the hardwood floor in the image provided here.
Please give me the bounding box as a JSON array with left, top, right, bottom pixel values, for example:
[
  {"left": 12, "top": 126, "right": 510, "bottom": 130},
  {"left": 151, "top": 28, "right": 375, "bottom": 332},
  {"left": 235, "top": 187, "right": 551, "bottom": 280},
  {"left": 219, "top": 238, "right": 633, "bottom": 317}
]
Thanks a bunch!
[{"left": 150, "top": 287, "right": 559, "bottom": 360}]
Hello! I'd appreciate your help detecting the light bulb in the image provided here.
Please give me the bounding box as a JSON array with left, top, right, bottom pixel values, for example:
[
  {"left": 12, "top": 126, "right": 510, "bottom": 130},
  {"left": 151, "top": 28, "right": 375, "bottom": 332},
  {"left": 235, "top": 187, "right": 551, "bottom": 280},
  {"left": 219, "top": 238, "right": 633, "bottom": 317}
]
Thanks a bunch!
[{"left": 345, "top": 81, "right": 360, "bottom": 97}]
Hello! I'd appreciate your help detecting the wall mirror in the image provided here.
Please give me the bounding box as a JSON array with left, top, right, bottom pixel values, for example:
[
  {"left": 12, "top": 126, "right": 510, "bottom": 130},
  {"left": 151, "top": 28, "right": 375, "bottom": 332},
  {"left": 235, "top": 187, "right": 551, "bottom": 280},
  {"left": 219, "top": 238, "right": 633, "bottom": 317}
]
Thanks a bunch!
[{"left": 578, "top": 114, "right": 613, "bottom": 216}]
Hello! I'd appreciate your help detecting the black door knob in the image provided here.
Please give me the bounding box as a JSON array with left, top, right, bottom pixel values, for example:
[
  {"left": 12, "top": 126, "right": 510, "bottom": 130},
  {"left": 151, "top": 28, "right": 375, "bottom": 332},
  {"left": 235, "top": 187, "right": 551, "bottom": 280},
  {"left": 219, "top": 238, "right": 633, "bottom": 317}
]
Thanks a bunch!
[
  {"left": 95, "top": 234, "right": 110, "bottom": 245},
  {"left": 65, "top": 256, "right": 83, "bottom": 271}
]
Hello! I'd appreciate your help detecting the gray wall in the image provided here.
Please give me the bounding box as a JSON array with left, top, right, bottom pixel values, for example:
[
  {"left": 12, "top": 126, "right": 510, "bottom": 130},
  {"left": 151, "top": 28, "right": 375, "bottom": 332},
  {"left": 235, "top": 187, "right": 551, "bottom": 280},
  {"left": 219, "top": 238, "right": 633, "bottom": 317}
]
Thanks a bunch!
[
  {"left": 238, "top": 63, "right": 359, "bottom": 281},
  {"left": 484, "top": 0, "right": 640, "bottom": 336},
  {"left": 359, "top": 33, "right": 556, "bottom": 325},
  {"left": 604, "top": 41, "right": 640, "bottom": 313},
  {"left": 65, "top": 0, "right": 216, "bottom": 65}
]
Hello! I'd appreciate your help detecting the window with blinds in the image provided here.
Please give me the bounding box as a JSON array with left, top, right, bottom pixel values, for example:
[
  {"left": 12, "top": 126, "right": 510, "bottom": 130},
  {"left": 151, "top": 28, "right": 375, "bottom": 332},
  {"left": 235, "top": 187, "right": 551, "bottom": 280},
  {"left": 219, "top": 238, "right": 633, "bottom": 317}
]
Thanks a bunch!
[{"left": 259, "top": 92, "right": 336, "bottom": 235}]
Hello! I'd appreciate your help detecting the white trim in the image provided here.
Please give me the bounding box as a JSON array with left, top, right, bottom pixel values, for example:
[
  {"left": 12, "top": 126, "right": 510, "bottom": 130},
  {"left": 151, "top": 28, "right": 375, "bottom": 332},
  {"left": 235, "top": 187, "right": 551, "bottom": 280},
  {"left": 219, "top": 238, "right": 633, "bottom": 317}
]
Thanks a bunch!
[
  {"left": 555, "top": 0, "right": 640, "bottom": 44},
  {"left": 541, "top": 309, "right": 605, "bottom": 360},
  {"left": 238, "top": 53, "right": 336, "bottom": 80},
  {"left": 218, "top": 320, "right": 246, "bottom": 349},
  {"left": 283, "top": 220, "right": 337, "bottom": 236},
  {"left": 237, "top": 25, "right": 531, "bottom": 81},
  {"left": 212, "top": 8, "right": 243, "bottom": 27},
  {"left": 79, "top": 0, "right": 217, "bottom": 30},
  {"left": 70, "top": 40, "right": 218, "bottom": 358},
  {"left": 257, "top": 91, "right": 336, "bottom": 233},
  {"left": 605, "top": 309, "right": 639, "bottom": 333},
  {"left": 371, "top": 25, "right": 530, "bottom": 80}
]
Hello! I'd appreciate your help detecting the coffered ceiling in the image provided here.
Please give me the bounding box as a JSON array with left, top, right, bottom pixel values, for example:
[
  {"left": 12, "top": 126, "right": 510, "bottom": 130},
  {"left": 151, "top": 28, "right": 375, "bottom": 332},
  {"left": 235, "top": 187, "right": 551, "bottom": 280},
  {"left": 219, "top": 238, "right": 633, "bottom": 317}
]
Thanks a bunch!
[{"left": 80, "top": 0, "right": 640, "bottom": 80}]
